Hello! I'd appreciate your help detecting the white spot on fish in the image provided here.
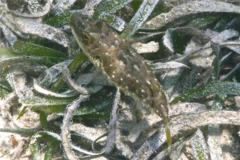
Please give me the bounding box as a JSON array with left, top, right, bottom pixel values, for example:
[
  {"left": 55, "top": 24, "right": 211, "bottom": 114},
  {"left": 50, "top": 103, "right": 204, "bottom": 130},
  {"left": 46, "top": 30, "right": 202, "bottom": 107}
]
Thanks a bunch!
[
  {"left": 136, "top": 80, "right": 139, "bottom": 83},
  {"left": 146, "top": 80, "right": 151, "bottom": 85},
  {"left": 119, "top": 61, "right": 124, "bottom": 66},
  {"left": 105, "top": 52, "right": 109, "bottom": 55},
  {"left": 134, "top": 65, "right": 140, "bottom": 71},
  {"left": 112, "top": 75, "right": 115, "bottom": 78},
  {"left": 102, "top": 43, "right": 108, "bottom": 47},
  {"left": 120, "top": 78, "right": 123, "bottom": 81},
  {"left": 127, "top": 74, "right": 131, "bottom": 78},
  {"left": 141, "top": 89, "right": 145, "bottom": 93}
]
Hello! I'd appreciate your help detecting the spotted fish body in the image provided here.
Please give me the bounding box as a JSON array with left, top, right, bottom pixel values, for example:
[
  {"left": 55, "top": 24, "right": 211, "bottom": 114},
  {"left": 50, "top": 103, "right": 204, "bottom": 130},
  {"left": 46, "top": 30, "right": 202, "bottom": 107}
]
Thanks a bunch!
[{"left": 70, "top": 13, "right": 171, "bottom": 145}]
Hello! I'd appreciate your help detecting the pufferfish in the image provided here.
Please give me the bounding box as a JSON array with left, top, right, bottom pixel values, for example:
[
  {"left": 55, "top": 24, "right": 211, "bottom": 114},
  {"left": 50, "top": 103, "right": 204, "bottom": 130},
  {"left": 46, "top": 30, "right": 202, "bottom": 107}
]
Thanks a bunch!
[{"left": 69, "top": 13, "right": 171, "bottom": 146}]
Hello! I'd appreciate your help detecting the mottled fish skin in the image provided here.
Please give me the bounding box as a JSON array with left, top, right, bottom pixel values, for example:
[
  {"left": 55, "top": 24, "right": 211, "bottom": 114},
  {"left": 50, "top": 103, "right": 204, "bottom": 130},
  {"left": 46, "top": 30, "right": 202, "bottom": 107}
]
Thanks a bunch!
[{"left": 69, "top": 13, "right": 169, "bottom": 127}]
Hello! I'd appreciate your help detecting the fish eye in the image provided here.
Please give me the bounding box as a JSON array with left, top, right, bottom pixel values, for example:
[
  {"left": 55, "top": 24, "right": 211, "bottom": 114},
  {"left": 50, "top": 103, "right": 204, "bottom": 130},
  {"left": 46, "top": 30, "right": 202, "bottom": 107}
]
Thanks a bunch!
[{"left": 82, "top": 31, "right": 92, "bottom": 43}]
